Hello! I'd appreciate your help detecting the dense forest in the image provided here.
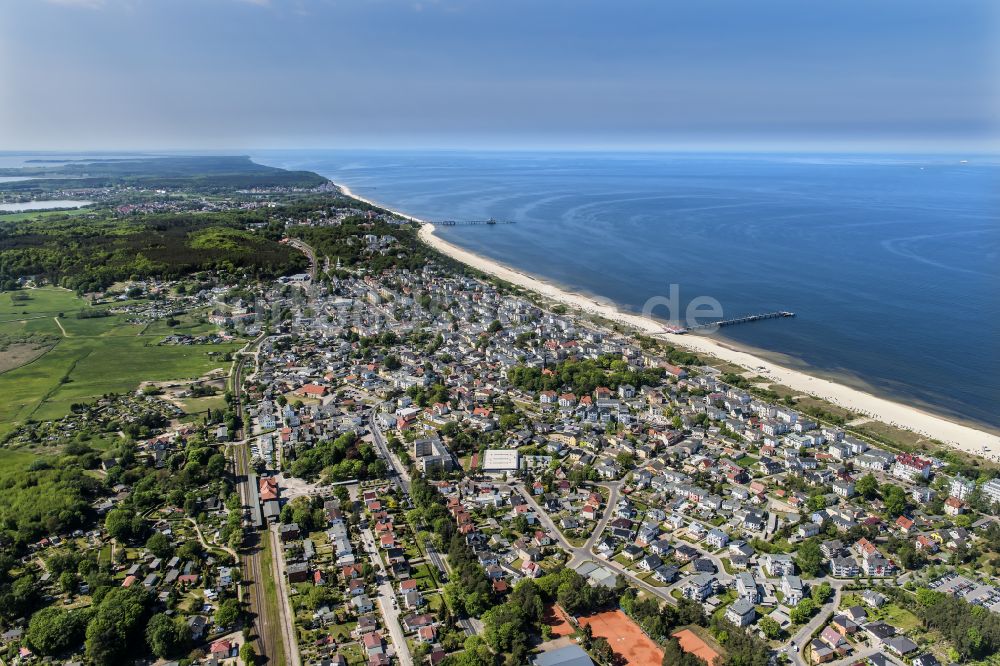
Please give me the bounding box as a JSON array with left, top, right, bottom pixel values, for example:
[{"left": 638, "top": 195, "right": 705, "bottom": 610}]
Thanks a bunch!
[
  {"left": 288, "top": 218, "right": 440, "bottom": 272},
  {"left": 0, "top": 156, "right": 325, "bottom": 193},
  {"left": 0, "top": 212, "right": 308, "bottom": 292},
  {"left": 0, "top": 460, "right": 100, "bottom": 547},
  {"left": 910, "top": 587, "right": 1000, "bottom": 661},
  {"left": 0, "top": 156, "right": 339, "bottom": 291}
]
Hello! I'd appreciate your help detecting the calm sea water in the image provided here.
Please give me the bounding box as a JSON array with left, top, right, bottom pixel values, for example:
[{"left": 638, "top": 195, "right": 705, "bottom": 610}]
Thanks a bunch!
[
  {"left": 0, "top": 200, "right": 92, "bottom": 212},
  {"left": 270, "top": 152, "right": 994, "bottom": 427}
]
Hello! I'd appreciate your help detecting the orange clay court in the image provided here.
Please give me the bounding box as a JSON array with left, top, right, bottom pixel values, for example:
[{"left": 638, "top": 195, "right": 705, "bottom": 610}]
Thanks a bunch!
[
  {"left": 543, "top": 604, "right": 574, "bottom": 638},
  {"left": 577, "top": 610, "right": 664, "bottom": 665},
  {"left": 673, "top": 629, "right": 721, "bottom": 666}
]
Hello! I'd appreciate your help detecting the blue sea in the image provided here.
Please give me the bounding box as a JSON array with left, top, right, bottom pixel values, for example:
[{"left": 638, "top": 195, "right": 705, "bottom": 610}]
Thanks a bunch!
[{"left": 256, "top": 150, "right": 999, "bottom": 430}]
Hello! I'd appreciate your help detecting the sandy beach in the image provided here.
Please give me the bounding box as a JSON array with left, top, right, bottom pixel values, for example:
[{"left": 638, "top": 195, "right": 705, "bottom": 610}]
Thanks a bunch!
[{"left": 337, "top": 184, "right": 1000, "bottom": 461}]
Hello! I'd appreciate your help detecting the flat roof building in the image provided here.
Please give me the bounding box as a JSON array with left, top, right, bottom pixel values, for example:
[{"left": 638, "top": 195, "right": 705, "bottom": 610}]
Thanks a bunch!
[
  {"left": 482, "top": 449, "right": 520, "bottom": 476},
  {"left": 533, "top": 645, "right": 594, "bottom": 666}
]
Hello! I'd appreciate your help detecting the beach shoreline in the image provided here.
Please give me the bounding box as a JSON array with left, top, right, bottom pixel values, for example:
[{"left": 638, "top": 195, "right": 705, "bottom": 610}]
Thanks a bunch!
[{"left": 336, "top": 183, "right": 1000, "bottom": 461}]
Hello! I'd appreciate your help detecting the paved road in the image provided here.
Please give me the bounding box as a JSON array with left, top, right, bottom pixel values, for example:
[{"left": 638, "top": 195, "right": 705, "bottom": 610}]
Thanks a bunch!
[
  {"left": 361, "top": 528, "right": 413, "bottom": 666},
  {"left": 788, "top": 583, "right": 845, "bottom": 666},
  {"left": 570, "top": 481, "right": 622, "bottom": 567},
  {"left": 367, "top": 408, "right": 484, "bottom": 637},
  {"left": 424, "top": 541, "right": 448, "bottom": 577},
  {"left": 368, "top": 406, "right": 411, "bottom": 494},
  {"left": 509, "top": 482, "right": 681, "bottom": 606}
]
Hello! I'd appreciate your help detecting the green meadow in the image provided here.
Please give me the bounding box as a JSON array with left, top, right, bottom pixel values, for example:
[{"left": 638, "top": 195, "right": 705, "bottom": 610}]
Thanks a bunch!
[
  {"left": 0, "top": 448, "right": 36, "bottom": 474},
  {"left": 0, "top": 287, "right": 242, "bottom": 438},
  {"left": 0, "top": 286, "right": 85, "bottom": 321}
]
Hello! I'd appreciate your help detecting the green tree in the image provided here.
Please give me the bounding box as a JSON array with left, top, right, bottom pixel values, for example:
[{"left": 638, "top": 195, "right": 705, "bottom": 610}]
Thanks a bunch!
[
  {"left": 512, "top": 514, "right": 529, "bottom": 534},
  {"left": 856, "top": 473, "right": 878, "bottom": 500},
  {"left": 84, "top": 586, "right": 151, "bottom": 665},
  {"left": 882, "top": 483, "right": 908, "bottom": 517},
  {"left": 241, "top": 642, "right": 257, "bottom": 665},
  {"left": 206, "top": 453, "right": 227, "bottom": 478},
  {"left": 591, "top": 636, "right": 615, "bottom": 665},
  {"left": 85, "top": 616, "right": 121, "bottom": 665},
  {"left": 616, "top": 452, "right": 636, "bottom": 469},
  {"left": 228, "top": 527, "right": 244, "bottom": 551},
  {"left": 789, "top": 598, "right": 816, "bottom": 624},
  {"left": 215, "top": 598, "right": 242, "bottom": 628},
  {"left": 145, "top": 613, "right": 189, "bottom": 658},
  {"left": 178, "top": 540, "right": 204, "bottom": 561},
  {"left": 59, "top": 570, "right": 77, "bottom": 595},
  {"left": 443, "top": 635, "right": 497, "bottom": 666},
  {"left": 795, "top": 540, "right": 823, "bottom": 577},
  {"left": 145, "top": 531, "right": 174, "bottom": 560},
  {"left": 27, "top": 607, "right": 86, "bottom": 656},
  {"left": 759, "top": 616, "right": 781, "bottom": 639},
  {"left": 105, "top": 508, "right": 133, "bottom": 542},
  {"left": 811, "top": 581, "right": 833, "bottom": 605}
]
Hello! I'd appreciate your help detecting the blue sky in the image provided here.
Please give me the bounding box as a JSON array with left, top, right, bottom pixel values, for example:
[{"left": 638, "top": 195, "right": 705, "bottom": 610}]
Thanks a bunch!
[{"left": 1, "top": 0, "right": 997, "bottom": 151}]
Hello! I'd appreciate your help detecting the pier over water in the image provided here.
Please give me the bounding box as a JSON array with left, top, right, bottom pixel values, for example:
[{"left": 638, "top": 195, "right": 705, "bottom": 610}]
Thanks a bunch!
[
  {"left": 440, "top": 218, "right": 515, "bottom": 226},
  {"left": 671, "top": 311, "right": 795, "bottom": 334}
]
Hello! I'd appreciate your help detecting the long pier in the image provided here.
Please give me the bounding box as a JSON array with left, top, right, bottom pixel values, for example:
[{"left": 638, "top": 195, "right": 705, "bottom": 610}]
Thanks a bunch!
[
  {"left": 439, "top": 218, "right": 514, "bottom": 226},
  {"left": 673, "top": 311, "right": 794, "bottom": 333}
]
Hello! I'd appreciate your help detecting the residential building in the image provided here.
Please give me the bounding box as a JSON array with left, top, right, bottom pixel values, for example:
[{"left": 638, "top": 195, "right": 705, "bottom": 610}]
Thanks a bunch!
[{"left": 781, "top": 575, "right": 805, "bottom": 606}]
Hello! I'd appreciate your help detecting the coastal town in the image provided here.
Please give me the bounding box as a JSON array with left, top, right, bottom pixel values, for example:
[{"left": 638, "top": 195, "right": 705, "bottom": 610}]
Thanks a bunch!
[
  {"left": 0, "top": 153, "right": 1000, "bottom": 666},
  {"left": 2, "top": 173, "right": 1000, "bottom": 666},
  {"left": 1, "top": 0, "right": 994, "bottom": 663}
]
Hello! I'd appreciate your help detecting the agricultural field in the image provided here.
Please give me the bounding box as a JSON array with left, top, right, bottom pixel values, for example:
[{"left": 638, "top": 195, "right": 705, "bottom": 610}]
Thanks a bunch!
[{"left": 0, "top": 287, "right": 241, "bottom": 438}]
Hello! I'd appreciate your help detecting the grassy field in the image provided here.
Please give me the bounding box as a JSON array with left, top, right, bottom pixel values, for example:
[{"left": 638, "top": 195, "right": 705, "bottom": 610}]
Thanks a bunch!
[
  {"left": 176, "top": 394, "right": 229, "bottom": 416},
  {"left": 0, "top": 288, "right": 240, "bottom": 438},
  {"left": 0, "top": 448, "right": 36, "bottom": 473},
  {"left": 0, "top": 286, "right": 86, "bottom": 321}
]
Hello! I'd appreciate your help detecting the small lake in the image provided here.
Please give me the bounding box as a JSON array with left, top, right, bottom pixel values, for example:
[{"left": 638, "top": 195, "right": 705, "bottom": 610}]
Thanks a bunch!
[
  {"left": 0, "top": 177, "right": 34, "bottom": 183},
  {"left": 0, "top": 200, "right": 93, "bottom": 212}
]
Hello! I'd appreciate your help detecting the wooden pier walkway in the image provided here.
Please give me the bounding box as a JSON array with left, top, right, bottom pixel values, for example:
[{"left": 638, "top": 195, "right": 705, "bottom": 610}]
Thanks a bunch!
[
  {"left": 674, "top": 311, "right": 795, "bottom": 333},
  {"left": 439, "top": 218, "right": 514, "bottom": 226}
]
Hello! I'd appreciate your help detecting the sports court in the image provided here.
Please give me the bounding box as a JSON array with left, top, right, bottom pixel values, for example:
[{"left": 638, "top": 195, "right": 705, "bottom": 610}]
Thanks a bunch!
[
  {"left": 577, "top": 610, "right": 665, "bottom": 665},
  {"left": 543, "top": 604, "right": 575, "bottom": 638},
  {"left": 673, "top": 628, "right": 722, "bottom": 666}
]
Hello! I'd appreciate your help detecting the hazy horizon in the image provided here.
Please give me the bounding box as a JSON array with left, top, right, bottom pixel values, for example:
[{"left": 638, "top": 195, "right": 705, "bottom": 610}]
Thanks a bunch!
[
  {"left": 3, "top": 146, "right": 999, "bottom": 157},
  {"left": 2, "top": 0, "right": 997, "bottom": 152}
]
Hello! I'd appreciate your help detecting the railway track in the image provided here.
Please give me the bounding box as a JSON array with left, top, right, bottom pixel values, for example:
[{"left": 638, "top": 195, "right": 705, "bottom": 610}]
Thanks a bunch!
[
  {"left": 234, "top": 440, "right": 272, "bottom": 662},
  {"left": 231, "top": 340, "right": 283, "bottom": 663}
]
